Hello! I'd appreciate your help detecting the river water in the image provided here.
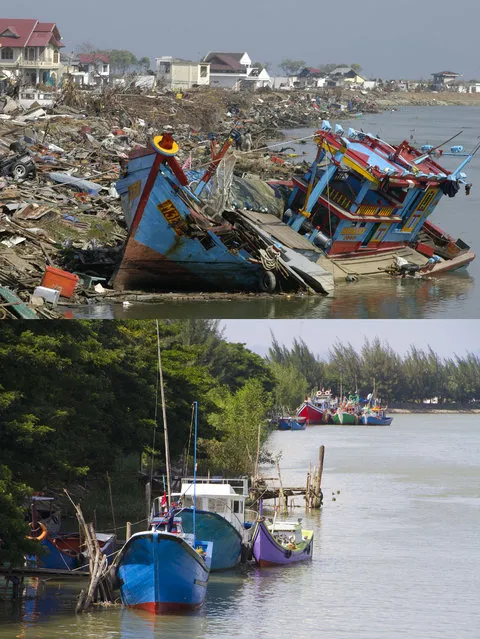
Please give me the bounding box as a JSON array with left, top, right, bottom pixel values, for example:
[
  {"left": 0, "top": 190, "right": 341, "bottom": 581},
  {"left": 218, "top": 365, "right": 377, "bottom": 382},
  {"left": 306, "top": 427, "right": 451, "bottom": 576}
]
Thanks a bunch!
[
  {"left": 70, "top": 105, "right": 480, "bottom": 320},
  {"left": 2, "top": 414, "right": 479, "bottom": 638}
]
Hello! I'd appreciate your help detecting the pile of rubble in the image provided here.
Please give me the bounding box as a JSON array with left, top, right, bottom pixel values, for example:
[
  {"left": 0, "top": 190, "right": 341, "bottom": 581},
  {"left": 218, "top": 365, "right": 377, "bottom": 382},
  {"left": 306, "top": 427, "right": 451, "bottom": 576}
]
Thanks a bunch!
[{"left": 0, "top": 85, "right": 380, "bottom": 317}]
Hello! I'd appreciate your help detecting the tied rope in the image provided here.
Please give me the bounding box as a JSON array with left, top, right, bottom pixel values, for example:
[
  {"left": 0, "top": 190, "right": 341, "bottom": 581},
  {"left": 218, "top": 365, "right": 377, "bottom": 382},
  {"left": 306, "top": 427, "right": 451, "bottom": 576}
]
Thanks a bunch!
[{"left": 259, "top": 245, "right": 280, "bottom": 271}]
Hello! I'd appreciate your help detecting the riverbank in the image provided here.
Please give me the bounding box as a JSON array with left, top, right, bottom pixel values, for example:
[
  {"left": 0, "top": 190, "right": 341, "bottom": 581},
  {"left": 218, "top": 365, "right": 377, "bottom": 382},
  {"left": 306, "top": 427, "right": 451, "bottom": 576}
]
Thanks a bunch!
[{"left": 390, "top": 406, "right": 480, "bottom": 413}]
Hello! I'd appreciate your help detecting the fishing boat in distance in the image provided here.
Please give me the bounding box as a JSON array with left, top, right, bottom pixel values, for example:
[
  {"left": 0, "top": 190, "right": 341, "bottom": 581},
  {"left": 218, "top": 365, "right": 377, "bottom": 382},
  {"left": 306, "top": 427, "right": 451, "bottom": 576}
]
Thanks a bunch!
[
  {"left": 251, "top": 515, "right": 314, "bottom": 567},
  {"left": 280, "top": 122, "right": 477, "bottom": 280},
  {"left": 333, "top": 393, "right": 362, "bottom": 425},
  {"left": 361, "top": 404, "right": 393, "bottom": 426},
  {"left": 277, "top": 416, "right": 307, "bottom": 430},
  {"left": 297, "top": 389, "right": 336, "bottom": 424}
]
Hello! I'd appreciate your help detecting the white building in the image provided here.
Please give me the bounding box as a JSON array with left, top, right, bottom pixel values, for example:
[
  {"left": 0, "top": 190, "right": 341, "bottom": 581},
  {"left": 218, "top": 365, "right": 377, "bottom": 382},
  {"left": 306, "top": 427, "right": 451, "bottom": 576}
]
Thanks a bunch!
[
  {"left": 202, "top": 51, "right": 252, "bottom": 88},
  {"left": 156, "top": 56, "right": 210, "bottom": 89},
  {"left": 70, "top": 53, "right": 110, "bottom": 87}
]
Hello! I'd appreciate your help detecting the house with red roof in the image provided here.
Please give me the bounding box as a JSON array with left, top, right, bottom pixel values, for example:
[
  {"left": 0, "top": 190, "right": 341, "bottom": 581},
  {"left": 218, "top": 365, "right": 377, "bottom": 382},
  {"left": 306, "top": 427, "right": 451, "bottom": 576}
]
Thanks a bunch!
[
  {"left": 202, "top": 51, "right": 253, "bottom": 89},
  {"left": 69, "top": 53, "right": 111, "bottom": 86},
  {"left": 0, "top": 18, "right": 64, "bottom": 86}
]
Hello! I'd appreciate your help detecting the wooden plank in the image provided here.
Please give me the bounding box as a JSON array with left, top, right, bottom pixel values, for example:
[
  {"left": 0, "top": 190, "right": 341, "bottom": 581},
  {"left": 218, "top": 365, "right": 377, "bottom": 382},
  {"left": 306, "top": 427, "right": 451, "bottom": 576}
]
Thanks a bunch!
[
  {"left": 238, "top": 210, "right": 322, "bottom": 252},
  {"left": 0, "top": 286, "right": 38, "bottom": 319},
  {"left": 0, "top": 566, "right": 89, "bottom": 579}
]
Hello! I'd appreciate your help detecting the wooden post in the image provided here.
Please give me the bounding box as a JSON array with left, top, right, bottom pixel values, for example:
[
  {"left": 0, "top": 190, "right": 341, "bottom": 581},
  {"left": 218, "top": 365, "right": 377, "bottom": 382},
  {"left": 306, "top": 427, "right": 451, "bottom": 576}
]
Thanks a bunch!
[
  {"left": 305, "top": 471, "right": 311, "bottom": 511},
  {"left": 312, "top": 446, "right": 325, "bottom": 509},
  {"left": 106, "top": 471, "right": 116, "bottom": 534},
  {"left": 126, "top": 521, "right": 132, "bottom": 541}
]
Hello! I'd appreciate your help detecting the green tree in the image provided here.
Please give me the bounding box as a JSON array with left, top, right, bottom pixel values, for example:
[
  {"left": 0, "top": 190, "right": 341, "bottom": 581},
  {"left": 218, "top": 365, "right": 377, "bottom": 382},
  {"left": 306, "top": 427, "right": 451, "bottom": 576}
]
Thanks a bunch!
[
  {"left": 269, "top": 361, "right": 308, "bottom": 411},
  {"left": 279, "top": 59, "right": 306, "bottom": 75}
]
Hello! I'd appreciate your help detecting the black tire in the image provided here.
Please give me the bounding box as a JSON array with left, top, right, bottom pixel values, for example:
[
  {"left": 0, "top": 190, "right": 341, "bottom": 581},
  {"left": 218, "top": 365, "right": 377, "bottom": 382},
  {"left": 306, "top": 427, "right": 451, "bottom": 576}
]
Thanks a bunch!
[
  {"left": 11, "top": 163, "right": 28, "bottom": 180},
  {"left": 258, "top": 270, "right": 276, "bottom": 293}
]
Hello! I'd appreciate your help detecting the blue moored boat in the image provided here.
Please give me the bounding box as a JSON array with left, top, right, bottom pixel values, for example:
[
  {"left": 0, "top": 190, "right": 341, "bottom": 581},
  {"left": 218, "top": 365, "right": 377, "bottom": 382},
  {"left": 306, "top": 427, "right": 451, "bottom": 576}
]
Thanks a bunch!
[{"left": 116, "top": 523, "right": 212, "bottom": 613}]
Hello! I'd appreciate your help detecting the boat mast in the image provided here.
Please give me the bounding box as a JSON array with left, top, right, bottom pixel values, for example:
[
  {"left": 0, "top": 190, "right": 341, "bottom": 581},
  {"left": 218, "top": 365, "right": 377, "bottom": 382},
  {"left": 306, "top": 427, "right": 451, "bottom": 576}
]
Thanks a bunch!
[
  {"left": 193, "top": 401, "right": 198, "bottom": 545},
  {"left": 156, "top": 320, "right": 172, "bottom": 509}
]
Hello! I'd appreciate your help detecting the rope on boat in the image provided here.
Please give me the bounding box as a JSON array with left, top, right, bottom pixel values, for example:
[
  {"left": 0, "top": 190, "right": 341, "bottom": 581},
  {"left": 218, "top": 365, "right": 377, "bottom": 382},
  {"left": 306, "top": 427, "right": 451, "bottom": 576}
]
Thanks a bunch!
[{"left": 259, "top": 246, "right": 280, "bottom": 271}]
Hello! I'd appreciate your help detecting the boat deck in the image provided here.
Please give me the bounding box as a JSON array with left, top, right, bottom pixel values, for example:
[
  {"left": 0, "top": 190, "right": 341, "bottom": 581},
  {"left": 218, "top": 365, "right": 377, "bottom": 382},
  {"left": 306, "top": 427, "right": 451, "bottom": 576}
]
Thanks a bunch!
[
  {"left": 317, "top": 247, "right": 429, "bottom": 280},
  {"left": 238, "top": 210, "right": 322, "bottom": 253}
]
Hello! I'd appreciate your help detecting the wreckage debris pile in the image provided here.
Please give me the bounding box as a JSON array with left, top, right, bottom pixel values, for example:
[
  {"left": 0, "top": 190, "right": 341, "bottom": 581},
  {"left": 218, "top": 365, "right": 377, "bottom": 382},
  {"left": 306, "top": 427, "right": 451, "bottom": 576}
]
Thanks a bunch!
[{"left": 0, "top": 86, "right": 379, "bottom": 315}]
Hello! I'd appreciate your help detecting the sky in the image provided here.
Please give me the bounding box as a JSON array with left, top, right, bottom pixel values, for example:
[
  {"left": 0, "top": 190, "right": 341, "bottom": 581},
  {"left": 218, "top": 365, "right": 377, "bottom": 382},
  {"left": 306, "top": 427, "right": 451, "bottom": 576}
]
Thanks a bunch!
[
  {"left": 221, "top": 320, "right": 480, "bottom": 359},
  {"left": 10, "top": 0, "right": 480, "bottom": 79}
]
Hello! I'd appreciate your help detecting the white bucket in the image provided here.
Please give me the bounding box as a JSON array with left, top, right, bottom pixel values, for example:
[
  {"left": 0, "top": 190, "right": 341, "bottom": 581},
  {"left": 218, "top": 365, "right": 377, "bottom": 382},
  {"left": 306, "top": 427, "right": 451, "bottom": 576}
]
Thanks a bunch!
[{"left": 33, "top": 286, "right": 60, "bottom": 305}]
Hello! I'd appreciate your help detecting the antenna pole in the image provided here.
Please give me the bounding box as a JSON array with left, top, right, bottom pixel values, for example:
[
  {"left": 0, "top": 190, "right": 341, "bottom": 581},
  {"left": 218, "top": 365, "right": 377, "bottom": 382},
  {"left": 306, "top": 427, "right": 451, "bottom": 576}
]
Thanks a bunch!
[
  {"left": 193, "top": 401, "right": 198, "bottom": 545},
  {"left": 156, "top": 321, "right": 172, "bottom": 509}
]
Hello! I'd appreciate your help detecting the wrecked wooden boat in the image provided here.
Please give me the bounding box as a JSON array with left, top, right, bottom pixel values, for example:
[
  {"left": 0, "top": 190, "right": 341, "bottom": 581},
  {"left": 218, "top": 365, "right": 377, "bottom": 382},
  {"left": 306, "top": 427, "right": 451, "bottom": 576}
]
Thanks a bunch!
[
  {"left": 279, "top": 122, "right": 477, "bottom": 280},
  {"left": 111, "top": 132, "right": 333, "bottom": 295}
]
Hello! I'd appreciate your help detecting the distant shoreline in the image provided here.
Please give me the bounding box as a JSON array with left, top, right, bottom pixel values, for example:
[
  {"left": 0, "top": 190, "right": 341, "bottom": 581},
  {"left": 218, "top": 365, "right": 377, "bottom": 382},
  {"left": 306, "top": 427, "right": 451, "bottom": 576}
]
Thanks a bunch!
[
  {"left": 389, "top": 407, "right": 480, "bottom": 414},
  {"left": 374, "top": 91, "right": 480, "bottom": 109}
]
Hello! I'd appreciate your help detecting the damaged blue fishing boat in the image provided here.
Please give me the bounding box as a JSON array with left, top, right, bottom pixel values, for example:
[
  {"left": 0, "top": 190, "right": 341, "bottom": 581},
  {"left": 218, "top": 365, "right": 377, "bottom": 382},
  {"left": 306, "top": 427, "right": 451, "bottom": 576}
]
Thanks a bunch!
[{"left": 112, "top": 132, "right": 333, "bottom": 295}]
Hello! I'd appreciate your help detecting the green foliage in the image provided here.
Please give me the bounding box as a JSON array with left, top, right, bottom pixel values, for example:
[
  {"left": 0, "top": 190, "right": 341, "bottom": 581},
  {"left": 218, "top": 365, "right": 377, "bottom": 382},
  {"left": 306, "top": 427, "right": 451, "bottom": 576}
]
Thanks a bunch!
[
  {"left": 0, "top": 466, "right": 39, "bottom": 565},
  {"left": 203, "top": 378, "right": 273, "bottom": 475},
  {"left": 107, "top": 49, "right": 138, "bottom": 74},
  {"left": 279, "top": 59, "right": 306, "bottom": 75},
  {"left": 269, "top": 361, "right": 308, "bottom": 410}
]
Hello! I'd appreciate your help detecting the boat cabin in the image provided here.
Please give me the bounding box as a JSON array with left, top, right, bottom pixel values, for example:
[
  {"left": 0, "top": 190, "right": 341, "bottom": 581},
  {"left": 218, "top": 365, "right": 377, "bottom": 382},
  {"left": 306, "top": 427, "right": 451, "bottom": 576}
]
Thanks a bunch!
[
  {"left": 269, "top": 519, "right": 304, "bottom": 545},
  {"left": 178, "top": 477, "right": 248, "bottom": 537}
]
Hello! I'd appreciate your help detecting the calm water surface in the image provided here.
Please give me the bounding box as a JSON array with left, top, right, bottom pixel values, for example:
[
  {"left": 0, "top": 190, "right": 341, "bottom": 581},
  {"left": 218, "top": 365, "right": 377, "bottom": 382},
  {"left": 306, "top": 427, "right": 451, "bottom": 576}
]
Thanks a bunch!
[
  {"left": 71, "top": 105, "right": 480, "bottom": 319},
  {"left": 2, "top": 414, "right": 479, "bottom": 638}
]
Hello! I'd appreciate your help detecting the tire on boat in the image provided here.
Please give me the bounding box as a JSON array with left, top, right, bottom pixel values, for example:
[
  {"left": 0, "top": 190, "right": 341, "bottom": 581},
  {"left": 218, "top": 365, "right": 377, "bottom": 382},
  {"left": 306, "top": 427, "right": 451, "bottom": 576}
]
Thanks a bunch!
[{"left": 258, "top": 270, "right": 276, "bottom": 293}]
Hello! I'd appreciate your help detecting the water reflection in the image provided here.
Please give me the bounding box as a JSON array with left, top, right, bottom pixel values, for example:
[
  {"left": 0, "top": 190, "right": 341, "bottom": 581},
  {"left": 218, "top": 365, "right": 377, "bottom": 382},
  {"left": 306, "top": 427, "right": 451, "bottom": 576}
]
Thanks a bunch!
[{"left": 69, "top": 271, "right": 474, "bottom": 320}]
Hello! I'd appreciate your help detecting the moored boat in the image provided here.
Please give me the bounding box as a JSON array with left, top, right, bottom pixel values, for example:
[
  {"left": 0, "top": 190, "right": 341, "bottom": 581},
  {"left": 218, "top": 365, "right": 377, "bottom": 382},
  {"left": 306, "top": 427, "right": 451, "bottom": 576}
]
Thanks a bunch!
[
  {"left": 251, "top": 517, "right": 314, "bottom": 567},
  {"left": 31, "top": 532, "right": 116, "bottom": 571},
  {"left": 361, "top": 406, "right": 393, "bottom": 426},
  {"left": 277, "top": 416, "right": 307, "bottom": 430},
  {"left": 115, "top": 521, "right": 212, "bottom": 613}
]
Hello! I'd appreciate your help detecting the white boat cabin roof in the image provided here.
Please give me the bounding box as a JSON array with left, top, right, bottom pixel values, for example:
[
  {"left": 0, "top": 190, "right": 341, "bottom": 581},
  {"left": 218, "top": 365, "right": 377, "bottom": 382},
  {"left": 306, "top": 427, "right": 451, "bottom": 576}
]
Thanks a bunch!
[{"left": 180, "top": 482, "right": 245, "bottom": 499}]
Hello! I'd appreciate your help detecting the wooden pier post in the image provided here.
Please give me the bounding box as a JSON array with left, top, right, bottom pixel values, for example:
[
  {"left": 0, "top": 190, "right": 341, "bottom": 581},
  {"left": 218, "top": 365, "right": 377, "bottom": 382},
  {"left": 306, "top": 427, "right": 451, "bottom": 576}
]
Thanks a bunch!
[
  {"left": 126, "top": 521, "right": 132, "bottom": 541},
  {"left": 312, "top": 446, "right": 324, "bottom": 509}
]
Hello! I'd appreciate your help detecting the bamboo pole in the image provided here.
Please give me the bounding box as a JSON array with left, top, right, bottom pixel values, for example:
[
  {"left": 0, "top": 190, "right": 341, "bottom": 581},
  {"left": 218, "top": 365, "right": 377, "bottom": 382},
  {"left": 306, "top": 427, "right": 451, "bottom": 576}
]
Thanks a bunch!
[
  {"left": 126, "top": 522, "right": 132, "bottom": 541},
  {"left": 106, "top": 471, "right": 117, "bottom": 534}
]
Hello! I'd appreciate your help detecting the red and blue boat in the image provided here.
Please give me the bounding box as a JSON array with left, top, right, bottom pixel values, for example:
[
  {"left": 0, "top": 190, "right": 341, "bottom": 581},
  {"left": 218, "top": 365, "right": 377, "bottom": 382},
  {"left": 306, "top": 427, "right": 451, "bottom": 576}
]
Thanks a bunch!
[
  {"left": 277, "top": 416, "right": 307, "bottom": 430},
  {"left": 115, "top": 518, "right": 212, "bottom": 613},
  {"left": 282, "top": 122, "right": 477, "bottom": 279},
  {"left": 296, "top": 389, "right": 335, "bottom": 424},
  {"left": 251, "top": 517, "right": 314, "bottom": 567}
]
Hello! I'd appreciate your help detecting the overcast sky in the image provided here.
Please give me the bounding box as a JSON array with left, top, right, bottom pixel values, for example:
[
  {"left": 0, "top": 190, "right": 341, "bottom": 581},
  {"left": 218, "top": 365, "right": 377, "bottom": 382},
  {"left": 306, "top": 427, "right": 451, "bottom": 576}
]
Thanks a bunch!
[
  {"left": 11, "top": 0, "right": 480, "bottom": 79},
  {"left": 221, "top": 320, "right": 480, "bottom": 359}
]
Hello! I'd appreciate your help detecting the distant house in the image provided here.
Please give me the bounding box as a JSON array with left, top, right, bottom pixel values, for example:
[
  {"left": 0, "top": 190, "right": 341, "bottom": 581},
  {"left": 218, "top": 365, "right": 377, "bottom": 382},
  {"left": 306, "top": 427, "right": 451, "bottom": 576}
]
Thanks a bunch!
[
  {"left": 431, "top": 71, "right": 462, "bottom": 90},
  {"left": 241, "top": 66, "right": 272, "bottom": 90},
  {"left": 202, "top": 51, "right": 252, "bottom": 88},
  {"left": 70, "top": 53, "right": 110, "bottom": 86},
  {"left": 327, "top": 66, "right": 366, "bottom": 86},
  {"left": 0, "top": 18, "right": 64, "bottom": 86},
  {"left": 156, "top": 56, "right": 210, "bottom": 89},
  {"left": 296, "top": 68, "right": 327, "bottom": 89}
]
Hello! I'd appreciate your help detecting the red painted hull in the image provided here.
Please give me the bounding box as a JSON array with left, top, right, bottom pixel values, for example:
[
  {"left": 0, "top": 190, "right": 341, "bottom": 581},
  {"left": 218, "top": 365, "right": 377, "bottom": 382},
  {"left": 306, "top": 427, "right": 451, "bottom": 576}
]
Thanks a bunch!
[
  {"left": 296, "top": 402, "right": 325, "bottom": 424},
  {"left": 132, "top": 601, "right": 201, "bottom": 614}
]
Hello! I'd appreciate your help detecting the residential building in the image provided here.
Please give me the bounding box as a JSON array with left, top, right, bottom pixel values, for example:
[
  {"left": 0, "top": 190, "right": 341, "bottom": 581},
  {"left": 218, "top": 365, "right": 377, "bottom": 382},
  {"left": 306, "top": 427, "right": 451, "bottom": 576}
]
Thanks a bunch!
[
  {"left": 295, "top": 67, "right": 327, "bottom": 89},
  {"left": 327, "top": 66, "right": 366, "bottom": 86},
  {"left": 156, "top": 56, "right": 210, "bottom": 89},
  {"left": 431, "top": 71, "right": 462, "bottom": 90},
  {"left": 70, "top": 53, "right": 110, "bottom": 86},
  {"left": 0, "top": 18, "right": 64, "bottom": 86},
  {"left": 202, "top": 51, "right": 252, "bottom": 88}
]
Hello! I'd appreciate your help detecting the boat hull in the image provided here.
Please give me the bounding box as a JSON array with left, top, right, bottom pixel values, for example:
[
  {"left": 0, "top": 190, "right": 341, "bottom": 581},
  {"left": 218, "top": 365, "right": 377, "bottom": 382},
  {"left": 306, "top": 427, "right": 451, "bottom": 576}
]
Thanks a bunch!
[
  {"left": 333, "top": 410, "right": 358, "bottom": 425},
  {"left": 116, "top": 531, "right": 210, "bottom": 612},
  {"left": 278, "top": 417, "right": 307, "bottom": 430},
  {"left": 35, "top": 533, "right": 116, "bottom": 571},
  {"left": 252, "top": 520, "right": 313, "bottom": 567},
  {"left": 174, "top": 508, "right": 242, "bottom": 571},
  {"left": 361, "top": 414, "right": 393, "bottom": 426},
  {"left": 296, "top": 402, "right": 325, "bottom": 424}
]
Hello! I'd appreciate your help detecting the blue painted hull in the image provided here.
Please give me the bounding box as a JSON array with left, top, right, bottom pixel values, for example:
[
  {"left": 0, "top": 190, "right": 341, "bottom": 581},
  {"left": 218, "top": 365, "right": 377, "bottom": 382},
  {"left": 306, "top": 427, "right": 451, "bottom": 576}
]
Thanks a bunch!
[
  {"left": 116, "top": 531, "right": 210, "bottom": 613},
  {"left": 34, "top": 533, "right": 116, "bottom": 571},
  {"left": 114, "top": 153, "right": 263, "bottom": 292},
  {"left": 175, "top": 508, "right": 242, "bottom": 571},
  {"left": 278, "top": 417, "right": 306, "bottom": 430},
  {"left": 361, "top": 414, "right": 393, "bottom": 426}
]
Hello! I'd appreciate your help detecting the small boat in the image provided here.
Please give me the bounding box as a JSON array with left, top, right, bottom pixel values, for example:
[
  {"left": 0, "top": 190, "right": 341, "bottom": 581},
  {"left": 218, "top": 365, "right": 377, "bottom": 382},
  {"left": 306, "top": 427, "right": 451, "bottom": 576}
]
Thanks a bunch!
[
  {"left": 277, "top": 416, "right": 307, "bottom": 430},
  {"left": 116, "top": 398, "right": 213, "bottom": 612},
  {"left": 115, "top": 517, "right": 212, "bottom": 613},
  {"left": 361, "top": 405, "right": 393, "bottom": 426},
  {"left": 33, "top": 532, "right": 117, "bottom": 571},
  {"left": 333, "top": 394, "right": 361, "bottom": 425},
  {"left": 154, "top": 476, "right": 250, "bottom": 572},
  {"left": 251, "top": 516, "right": 314, "bottom": 567}
]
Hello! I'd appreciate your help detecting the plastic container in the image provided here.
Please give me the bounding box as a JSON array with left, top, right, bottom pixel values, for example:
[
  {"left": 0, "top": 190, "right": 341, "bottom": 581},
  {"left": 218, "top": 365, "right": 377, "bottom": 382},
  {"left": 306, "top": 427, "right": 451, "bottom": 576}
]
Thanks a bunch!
[
  {"left": 41, "top": 266, "right": 79, "bottom": 298},
  {"left": 33, "top": 286, "right": 61, "bottom": 305}
]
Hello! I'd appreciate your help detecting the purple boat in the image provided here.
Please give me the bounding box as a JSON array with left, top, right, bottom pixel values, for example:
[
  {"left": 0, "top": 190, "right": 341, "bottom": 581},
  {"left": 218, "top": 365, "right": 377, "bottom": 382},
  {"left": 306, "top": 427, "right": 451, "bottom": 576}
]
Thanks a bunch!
[{"left": 251, "top": 517, "right": 314, "bottom": 567}]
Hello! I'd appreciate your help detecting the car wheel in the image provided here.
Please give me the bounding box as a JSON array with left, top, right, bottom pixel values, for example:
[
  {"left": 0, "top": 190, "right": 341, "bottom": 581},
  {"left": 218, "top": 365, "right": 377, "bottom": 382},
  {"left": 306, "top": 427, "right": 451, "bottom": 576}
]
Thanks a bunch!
[
  {"left": 258, "top": 270, "right": 276, "bottom": 293},
  {"left": 11, "top": 163, "right": 28, "bottom": 180}
]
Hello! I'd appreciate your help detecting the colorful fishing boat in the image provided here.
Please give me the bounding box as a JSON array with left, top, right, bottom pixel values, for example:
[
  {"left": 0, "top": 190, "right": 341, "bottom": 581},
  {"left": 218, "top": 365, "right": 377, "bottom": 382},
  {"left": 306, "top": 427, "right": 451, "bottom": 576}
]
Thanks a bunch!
[
  {"left": 166, "top": 477, "right": 250, "bottom": 572},
  {"left": 333, "top": 394, "right": 361, "bottom": 425},
  {"left": 297, "top": 389, "right": 335, "bottom": 424},
  {"left": 115, "top": 521, "right": 213, "bottom": 613},
  {"left": 361, "top": 405, "right": 393, "bottom": 426},
  {"left": 281, "top": 122, "right": 477, "bottom": 280},
  {"left": 112, "top": 132, "right": 332, "bottom": 295},
  {"left": 251, "top": 517, "right": 314, "bottom": 567}
]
